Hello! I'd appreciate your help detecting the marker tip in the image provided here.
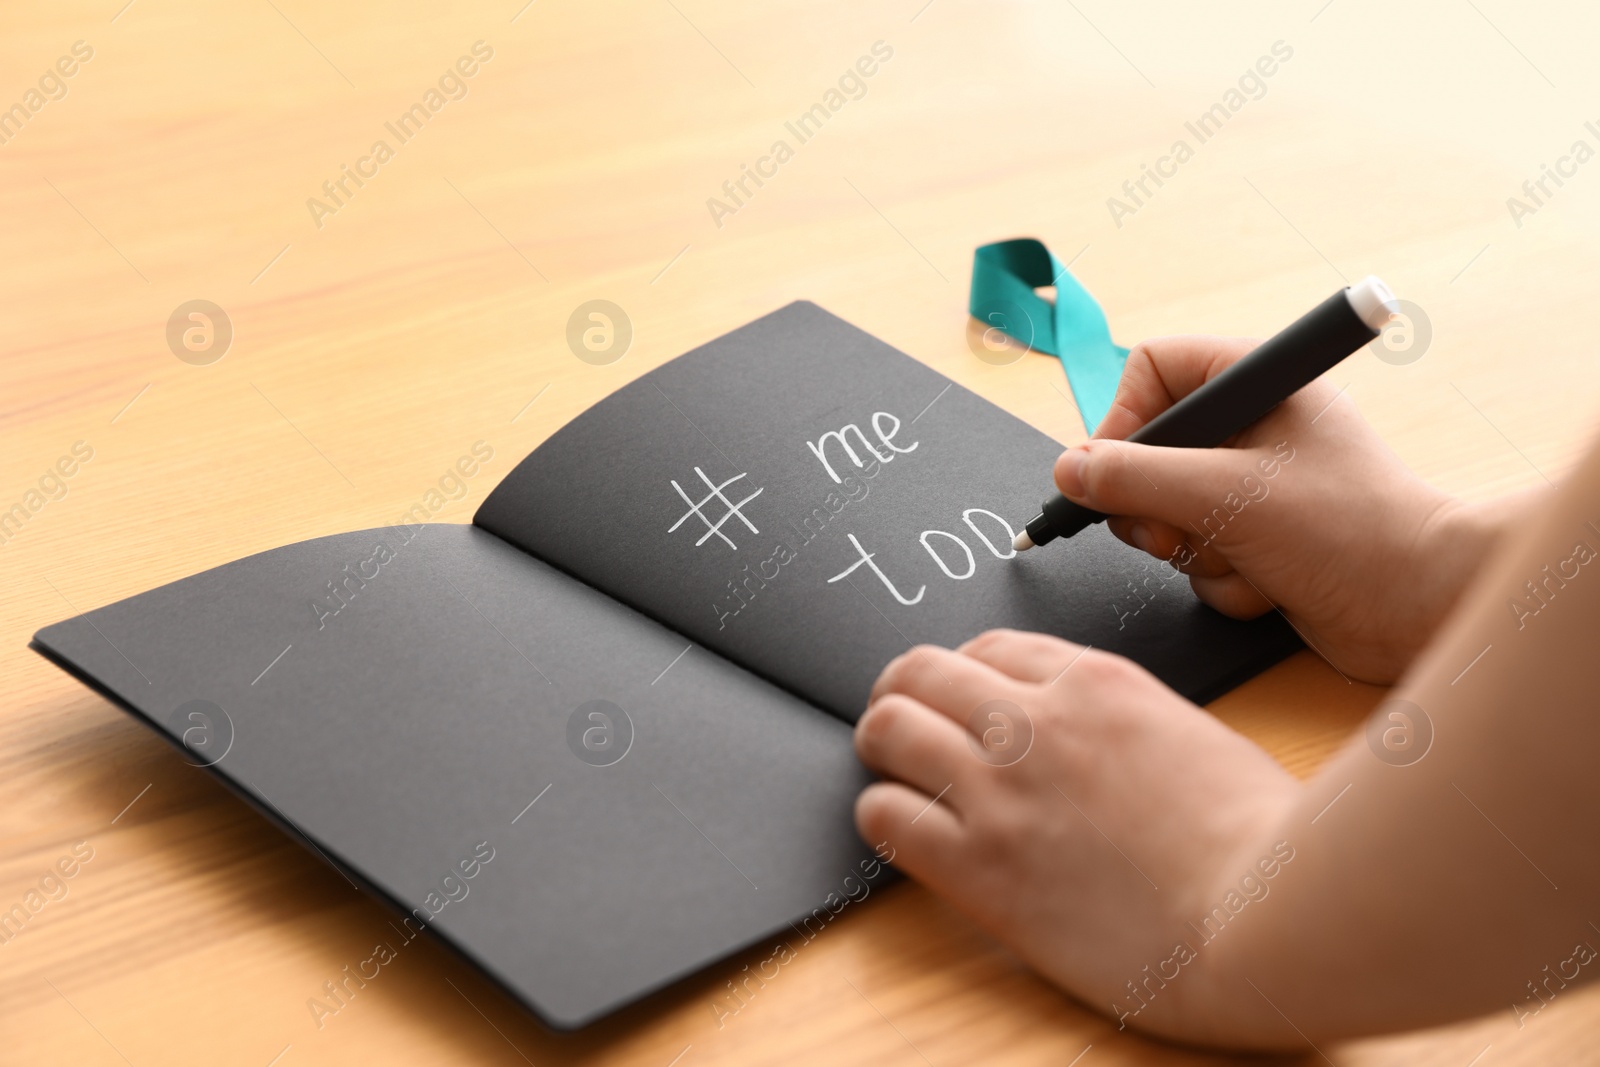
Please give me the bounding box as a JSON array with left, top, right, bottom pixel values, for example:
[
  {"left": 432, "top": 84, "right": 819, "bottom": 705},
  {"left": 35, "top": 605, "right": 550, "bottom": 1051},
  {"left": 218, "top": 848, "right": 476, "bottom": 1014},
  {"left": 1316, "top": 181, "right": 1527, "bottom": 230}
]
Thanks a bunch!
[{"left": 1012, "top": 530, "right": 1034, "bottom": 553}]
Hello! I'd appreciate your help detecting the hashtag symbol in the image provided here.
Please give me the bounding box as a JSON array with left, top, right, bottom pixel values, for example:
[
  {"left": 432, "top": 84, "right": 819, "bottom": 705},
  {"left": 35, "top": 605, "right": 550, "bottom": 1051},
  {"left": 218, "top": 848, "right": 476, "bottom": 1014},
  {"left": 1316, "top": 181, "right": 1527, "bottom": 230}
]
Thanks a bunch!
[{"left": 667, "top": 467, "right": 763, "bottom": 550}]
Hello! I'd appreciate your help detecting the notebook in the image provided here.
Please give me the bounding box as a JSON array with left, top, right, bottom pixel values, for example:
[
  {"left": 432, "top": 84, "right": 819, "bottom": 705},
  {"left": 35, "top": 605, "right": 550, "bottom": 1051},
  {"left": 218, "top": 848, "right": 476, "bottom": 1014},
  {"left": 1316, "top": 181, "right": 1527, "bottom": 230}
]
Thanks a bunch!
[{"left": 32, "top": 301, "right": 1300, "bottom": 1029}]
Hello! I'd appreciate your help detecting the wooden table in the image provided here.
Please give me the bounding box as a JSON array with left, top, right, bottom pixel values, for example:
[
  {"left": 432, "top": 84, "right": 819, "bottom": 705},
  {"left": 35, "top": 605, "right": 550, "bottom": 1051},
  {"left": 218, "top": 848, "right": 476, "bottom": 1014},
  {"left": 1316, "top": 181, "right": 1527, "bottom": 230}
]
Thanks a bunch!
[{"left": 5, "top": 1, "right": 1597, "bottom": 1062}]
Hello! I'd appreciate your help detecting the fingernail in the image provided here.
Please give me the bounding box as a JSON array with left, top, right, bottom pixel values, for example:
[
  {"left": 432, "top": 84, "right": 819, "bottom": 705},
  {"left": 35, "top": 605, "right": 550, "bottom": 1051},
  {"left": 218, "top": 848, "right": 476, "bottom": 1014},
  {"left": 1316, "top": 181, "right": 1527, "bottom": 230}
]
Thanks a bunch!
[
  {"left": 1055, "top": 447, "right": 1087, "bottom": 500},
  {"left": 1131, "top": 523, "right": 1156, "bottom": 555}
]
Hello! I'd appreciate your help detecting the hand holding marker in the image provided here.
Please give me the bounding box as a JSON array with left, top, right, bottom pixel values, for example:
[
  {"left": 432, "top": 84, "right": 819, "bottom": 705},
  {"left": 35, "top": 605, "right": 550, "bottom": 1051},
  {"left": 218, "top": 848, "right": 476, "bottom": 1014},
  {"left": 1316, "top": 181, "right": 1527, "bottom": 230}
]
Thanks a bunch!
[{"left": 1014, "top": 277, "right": 1400, "bottom": 552}]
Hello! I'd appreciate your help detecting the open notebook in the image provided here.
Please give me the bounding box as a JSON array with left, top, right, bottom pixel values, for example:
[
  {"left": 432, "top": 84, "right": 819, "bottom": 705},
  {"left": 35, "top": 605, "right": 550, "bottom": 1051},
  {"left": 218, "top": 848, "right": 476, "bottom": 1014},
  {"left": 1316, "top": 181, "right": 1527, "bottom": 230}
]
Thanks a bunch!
[{"left": 32, "top": 302, "right": 1299, "bottom": 1028}]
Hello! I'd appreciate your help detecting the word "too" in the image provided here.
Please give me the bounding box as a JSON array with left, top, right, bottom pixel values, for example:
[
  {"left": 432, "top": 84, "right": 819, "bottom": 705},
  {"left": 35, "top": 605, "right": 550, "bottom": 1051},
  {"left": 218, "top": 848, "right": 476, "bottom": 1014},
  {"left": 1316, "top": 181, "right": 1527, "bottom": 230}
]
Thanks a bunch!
[{"left": 826, "top": 508, "right": 1018, "bottom": 605}]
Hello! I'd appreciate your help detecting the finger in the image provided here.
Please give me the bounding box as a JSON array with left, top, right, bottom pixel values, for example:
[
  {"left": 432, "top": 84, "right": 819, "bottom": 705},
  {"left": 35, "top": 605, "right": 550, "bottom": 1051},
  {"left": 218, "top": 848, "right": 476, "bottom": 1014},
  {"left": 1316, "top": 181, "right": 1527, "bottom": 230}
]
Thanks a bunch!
[
  {"left": 1170, "top": 537, "right": 1237, "bottom": 579},
  {"left": 1054, "top": 438, "right": 1272, "bottom": 540},
  {"left": 957, "top": 629, "right": 1086, "bottom": 685},
  {"left": 1189, "top": 572, "right": 1274, "bottom": 618},
  {"left": 855, "top": 781, "right": 962, "bottom": 884},
  {"left": 1106, "top": 517, "right": 1239, "bottom": 581},
  {"left": 855, "top": 694, "right": 975, "bottom": 801},
  {"left": 1093, "top": 335, "right": 1260, "bottom": 443},
  {"left": 869, "top": 645, "right": 1029, "bottom": 730},
  {"left": 1106, "top": 515, "right": 1188, "bottom": 562}
]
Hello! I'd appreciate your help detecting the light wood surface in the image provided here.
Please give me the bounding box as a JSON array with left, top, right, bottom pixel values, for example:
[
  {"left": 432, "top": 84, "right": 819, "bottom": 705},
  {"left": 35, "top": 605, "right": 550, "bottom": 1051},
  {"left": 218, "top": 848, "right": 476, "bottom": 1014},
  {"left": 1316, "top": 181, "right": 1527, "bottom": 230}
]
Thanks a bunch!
[{"left": 5, "top": 1, "right": 1599, "bottom": 1063}]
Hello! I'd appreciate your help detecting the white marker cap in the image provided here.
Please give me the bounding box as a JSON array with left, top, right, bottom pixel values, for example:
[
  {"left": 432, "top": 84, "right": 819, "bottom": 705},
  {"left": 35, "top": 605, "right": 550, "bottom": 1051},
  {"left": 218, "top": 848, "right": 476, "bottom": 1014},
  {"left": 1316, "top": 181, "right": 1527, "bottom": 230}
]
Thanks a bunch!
[{"left": 1345, "top": 275, "right": 1400, "bottom": 332}]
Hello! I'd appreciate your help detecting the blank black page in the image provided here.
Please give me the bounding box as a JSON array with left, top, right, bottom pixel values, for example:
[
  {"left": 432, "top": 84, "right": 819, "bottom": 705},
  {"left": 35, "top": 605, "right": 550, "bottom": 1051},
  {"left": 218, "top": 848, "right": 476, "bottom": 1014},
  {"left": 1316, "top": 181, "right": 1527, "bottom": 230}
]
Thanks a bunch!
[
  {"left": 32, "top": 524, "right": 877, "bottom": 1029},
  {"left": 476, "top": 301, "right": 1299, "bottom": 721}
]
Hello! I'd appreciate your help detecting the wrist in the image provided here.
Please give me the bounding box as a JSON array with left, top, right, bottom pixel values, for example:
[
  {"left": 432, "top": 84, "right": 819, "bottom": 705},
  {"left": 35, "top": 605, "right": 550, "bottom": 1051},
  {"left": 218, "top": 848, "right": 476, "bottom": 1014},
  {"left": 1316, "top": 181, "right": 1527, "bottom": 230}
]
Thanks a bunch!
[
  {"left": 1149, "top": 833, "right": 1320, "bottom": 1048},
  {"left": 1412, "top": 493, "right": 1518, "bottom": 628},
  {"left": 1122, "top": 799, "right": 1306, "bottom": 1046},
  {"left": 1388, "top": 489, "right": 1510, "bottom": 655},
  {"left": 1455, "top": 487, "right": 1541, "bottom": 549}
]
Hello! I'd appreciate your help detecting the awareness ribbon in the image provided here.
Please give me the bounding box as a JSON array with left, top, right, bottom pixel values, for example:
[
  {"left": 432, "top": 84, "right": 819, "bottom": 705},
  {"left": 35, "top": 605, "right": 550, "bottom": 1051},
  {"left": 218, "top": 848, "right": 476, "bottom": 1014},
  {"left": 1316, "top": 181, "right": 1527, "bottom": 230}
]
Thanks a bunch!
[{"left": 968, "top": 238, "right": 1129, "bottom": 434}]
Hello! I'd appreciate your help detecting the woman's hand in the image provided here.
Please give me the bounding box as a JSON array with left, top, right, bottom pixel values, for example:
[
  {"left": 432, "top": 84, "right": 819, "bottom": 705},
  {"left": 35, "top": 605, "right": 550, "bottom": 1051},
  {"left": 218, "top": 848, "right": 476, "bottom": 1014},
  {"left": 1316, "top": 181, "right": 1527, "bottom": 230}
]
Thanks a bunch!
[
  {"left": 1053, "top": 335, "right": 1520, "bottom": 683},
  {"left": 854, "top": 630, "right": 1303, "bottom": 1043}
]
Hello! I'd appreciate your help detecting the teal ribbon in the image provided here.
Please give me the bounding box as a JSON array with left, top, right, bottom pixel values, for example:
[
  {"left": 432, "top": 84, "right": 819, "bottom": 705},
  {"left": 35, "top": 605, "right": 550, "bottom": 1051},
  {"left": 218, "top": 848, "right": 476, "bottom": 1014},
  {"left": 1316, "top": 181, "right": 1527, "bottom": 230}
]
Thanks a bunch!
[{"left": 969, "top": 238, "right": 1129, "bottom": 433}]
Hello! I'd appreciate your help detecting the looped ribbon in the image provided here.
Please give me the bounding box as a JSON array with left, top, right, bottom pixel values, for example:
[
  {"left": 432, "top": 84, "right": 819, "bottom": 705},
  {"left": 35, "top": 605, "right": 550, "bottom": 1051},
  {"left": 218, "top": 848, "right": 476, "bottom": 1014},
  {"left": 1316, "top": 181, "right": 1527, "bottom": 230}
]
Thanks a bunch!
[{"left": 968, "top": 238, "right": 1129, "bottom": 434}]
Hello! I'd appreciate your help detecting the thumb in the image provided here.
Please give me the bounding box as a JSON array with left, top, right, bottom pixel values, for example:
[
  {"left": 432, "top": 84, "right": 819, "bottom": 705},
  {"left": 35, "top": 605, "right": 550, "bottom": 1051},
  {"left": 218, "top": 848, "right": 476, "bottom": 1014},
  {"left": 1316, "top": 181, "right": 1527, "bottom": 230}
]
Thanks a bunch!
[{"left": 1054, "top": 440, "right": 1260, "bottom": 532}]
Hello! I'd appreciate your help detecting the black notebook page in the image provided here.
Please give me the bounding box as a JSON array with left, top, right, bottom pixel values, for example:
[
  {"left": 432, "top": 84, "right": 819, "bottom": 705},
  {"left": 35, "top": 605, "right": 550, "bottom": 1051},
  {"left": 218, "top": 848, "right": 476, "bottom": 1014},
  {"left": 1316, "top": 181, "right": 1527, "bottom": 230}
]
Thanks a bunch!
[
  {"left": 31, "top": 524, "right": 878, "bottom": 1029},
  {"left": 476, "top": 301, "right": 1300, "bottom": 723}
]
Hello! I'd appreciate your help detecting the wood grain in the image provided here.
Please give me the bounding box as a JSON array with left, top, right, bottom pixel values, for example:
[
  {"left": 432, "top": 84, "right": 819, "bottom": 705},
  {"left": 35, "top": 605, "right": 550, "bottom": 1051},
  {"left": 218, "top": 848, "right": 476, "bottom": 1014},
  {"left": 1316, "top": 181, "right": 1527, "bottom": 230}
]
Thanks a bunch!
[{"left": 3, "top": 0, "right": 1596, "bottom": 1063}]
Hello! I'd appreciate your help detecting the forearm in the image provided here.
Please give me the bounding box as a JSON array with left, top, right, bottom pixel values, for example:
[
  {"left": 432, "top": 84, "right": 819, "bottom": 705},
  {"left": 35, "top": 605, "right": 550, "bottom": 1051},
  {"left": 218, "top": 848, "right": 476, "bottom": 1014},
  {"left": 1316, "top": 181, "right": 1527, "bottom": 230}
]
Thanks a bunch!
[{"left": 1190, "top": 444, "right": 1600, "bottom": 1045}]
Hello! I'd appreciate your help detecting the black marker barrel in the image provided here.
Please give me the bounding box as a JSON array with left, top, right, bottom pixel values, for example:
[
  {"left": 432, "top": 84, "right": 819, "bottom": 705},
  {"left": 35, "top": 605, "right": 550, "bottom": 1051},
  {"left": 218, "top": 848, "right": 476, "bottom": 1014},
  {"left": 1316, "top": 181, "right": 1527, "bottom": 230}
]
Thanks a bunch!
[{"left": 1015, "top": 276, "right": 1397, "bottom": 551}]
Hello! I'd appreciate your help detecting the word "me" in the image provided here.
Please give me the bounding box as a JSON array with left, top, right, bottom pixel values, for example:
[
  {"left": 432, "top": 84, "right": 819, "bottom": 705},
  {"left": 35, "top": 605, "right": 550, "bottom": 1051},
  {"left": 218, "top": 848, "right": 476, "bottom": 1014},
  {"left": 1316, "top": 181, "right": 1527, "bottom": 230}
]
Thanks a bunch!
[{"left": 807, "top": 411, "right": 917, "bottom": 483}]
